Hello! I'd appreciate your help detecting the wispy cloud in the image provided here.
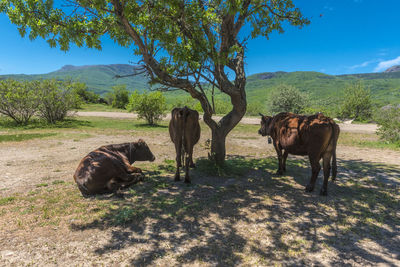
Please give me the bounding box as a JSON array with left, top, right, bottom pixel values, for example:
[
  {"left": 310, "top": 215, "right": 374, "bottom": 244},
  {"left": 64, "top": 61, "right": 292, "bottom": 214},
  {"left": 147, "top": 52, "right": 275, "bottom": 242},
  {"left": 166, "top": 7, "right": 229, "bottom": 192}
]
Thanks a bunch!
[
  {"left": 348, "top": 59, "right": 378, "bottom": 70},
  {"left": 374, "top": 56, "right": 400, "bottom": 72}
]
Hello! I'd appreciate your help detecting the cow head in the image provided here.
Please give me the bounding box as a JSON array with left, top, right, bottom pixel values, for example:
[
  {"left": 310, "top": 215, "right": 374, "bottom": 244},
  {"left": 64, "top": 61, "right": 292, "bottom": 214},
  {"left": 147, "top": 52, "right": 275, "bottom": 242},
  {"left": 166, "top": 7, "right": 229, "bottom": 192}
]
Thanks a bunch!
[
  {"left": 258, "top": 113, "right": 273, "bottom": 137},
  {"left": 132, "top": 139, "right": 156, "bottom": 162}
]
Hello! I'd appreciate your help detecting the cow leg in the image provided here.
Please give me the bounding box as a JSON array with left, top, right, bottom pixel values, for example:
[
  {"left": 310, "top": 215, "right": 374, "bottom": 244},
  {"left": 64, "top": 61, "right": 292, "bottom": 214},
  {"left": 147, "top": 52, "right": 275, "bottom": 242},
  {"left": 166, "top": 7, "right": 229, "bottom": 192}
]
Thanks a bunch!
[
  {"left": 184, "top": 156, "right": 191, "bottom": 183},
  {"left": 187, "top": 145, "right": 196, "bottom": 168},
  {"left": 305, "top": 156, "right": 321, "bottom": 193},
  {"left": 282, "top": 151, "right": 289, "bottom": 172},
  {"left": 320, "top": 153, "right": 332, "bottom": 196},
  {"left": 273, "top": 142, "right": 284, "bottom": 175}
]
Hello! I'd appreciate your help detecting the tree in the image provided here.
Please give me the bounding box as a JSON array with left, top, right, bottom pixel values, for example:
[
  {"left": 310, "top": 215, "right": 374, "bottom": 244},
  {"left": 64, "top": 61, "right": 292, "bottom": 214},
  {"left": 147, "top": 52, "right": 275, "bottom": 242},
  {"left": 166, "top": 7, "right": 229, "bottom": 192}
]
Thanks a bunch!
[
  {"left": 339, "top": 82, "right": 372, "bottom": 121},
  {"left": 1, "top": 0, "right": 309, "bottom": 164},
  {"left": 375, "top": 106, "right": 400, "bottom": 145},
  {"left": 73, "top": 82, "right": 99, "bottom": 105},
  {"left": 111, "top": 85, "right": 129, "bottom": 109},
  {"left": 0, "top": 79, "right": 39, "bottom": 124},
  {"left": 36, "top": 79, "right": 80, "bottom": 123},
  {"left": 268, "top": 84, "right": 309, "bottom": 114},
  {"left": 127, "top": 90, "right": 166, "bottom": 125}
]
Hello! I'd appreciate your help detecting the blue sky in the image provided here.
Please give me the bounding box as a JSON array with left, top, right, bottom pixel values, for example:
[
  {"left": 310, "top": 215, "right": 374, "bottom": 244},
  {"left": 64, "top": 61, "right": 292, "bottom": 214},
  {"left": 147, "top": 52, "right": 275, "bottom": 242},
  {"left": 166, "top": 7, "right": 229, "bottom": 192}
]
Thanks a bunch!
[{"left": 0, "top": 0, "right": 399, "bottom": 75}]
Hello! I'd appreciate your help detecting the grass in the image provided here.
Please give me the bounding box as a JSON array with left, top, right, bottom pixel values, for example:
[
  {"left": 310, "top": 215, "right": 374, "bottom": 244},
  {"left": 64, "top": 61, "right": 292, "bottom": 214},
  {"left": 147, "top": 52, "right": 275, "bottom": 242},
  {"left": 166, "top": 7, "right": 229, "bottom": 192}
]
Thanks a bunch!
[
  {"left": 0, "top": 155, "right": 398, "bottom": 265},
  {"left": 339, "top": 131, "right": 400, "bottom": 150},
  {"left": 0, "top": 133, "right": 57, "bottom": 142}
]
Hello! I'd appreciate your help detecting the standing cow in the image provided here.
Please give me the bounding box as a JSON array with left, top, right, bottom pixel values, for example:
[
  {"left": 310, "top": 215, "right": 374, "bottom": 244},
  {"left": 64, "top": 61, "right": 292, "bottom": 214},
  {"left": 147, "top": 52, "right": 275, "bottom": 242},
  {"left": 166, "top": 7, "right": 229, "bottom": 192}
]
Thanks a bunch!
[
  {"left": 169, "top": 106, "right": 201, "bottom": 183},
  {"left": 74, "top": 139, "right": 155, "bottom": 195},
  {"left": 258, "top": 112, "right": 340, "bottom": 195}
]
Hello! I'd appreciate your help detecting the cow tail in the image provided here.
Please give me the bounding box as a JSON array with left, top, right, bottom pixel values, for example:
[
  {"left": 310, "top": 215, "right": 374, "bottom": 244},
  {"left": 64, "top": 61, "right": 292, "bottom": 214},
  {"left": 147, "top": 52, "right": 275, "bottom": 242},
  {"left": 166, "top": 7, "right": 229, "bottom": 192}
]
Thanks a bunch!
[
  {"left": 331, "top": 123, "right": 338, "bottom": 181},
  {"left": 180, "top": 107, "right": 189, "bottom": 168}
]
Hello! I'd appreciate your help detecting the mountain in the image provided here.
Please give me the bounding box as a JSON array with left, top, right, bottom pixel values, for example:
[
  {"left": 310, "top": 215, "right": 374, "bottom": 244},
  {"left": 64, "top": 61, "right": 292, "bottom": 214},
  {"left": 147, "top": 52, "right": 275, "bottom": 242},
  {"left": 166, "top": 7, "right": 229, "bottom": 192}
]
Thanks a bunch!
[
  {"left": 385, "top": 65, "right": 400, "bottom": 73},
  {"left": 0, "top": 64, "right": 149, "bottom": 95},
  {"left": 1, "top": 64, "right": 400, "bottom": 107}
]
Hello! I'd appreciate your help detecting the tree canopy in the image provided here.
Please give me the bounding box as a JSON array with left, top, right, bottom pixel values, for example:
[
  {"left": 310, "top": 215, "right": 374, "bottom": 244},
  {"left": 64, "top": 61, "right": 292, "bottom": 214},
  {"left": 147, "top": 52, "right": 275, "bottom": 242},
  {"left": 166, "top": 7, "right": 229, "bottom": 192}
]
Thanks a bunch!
[{"left": 1, "top": 0, "right": 309, "bottom": 163}]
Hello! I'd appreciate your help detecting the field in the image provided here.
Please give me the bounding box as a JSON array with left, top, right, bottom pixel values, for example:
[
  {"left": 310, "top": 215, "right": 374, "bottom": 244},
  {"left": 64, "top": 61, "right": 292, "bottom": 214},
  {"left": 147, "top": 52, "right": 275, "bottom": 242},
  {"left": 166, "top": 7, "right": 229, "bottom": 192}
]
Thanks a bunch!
[{"left": 0, "top": 114, "right": 399, "bottom": 266}]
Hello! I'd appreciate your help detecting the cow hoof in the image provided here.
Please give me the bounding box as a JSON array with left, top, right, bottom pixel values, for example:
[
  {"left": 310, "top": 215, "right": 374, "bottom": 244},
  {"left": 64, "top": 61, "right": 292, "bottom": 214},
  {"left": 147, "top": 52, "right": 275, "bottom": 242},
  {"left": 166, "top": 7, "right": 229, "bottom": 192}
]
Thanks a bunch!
[
  {"left": 320, "top": 189, "right": 328, "bottom": 196},
  {"left": 305, "top": 184, "right": 314, "bottom": 192}
]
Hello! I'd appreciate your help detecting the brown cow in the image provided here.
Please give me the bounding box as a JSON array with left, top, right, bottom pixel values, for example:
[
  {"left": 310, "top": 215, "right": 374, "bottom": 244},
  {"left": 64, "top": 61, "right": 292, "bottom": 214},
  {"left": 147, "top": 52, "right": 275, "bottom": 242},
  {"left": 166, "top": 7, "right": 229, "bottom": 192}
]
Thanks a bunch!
[
  {"left": 74, "top": 139, "right": 155, "bottom": 195},
  {"left": 258, "top": 112, "right": 340, "bottom": 195},
  {"left": 169, "top": 106, "right": 201, "bottom": 183}
]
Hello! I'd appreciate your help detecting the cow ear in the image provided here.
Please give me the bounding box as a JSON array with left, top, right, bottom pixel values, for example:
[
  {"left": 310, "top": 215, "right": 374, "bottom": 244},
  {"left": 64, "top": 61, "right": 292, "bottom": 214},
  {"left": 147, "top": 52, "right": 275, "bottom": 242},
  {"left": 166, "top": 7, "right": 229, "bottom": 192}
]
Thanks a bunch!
[{"left": 137, "top": 139, "right": 145, "bottom": 145}]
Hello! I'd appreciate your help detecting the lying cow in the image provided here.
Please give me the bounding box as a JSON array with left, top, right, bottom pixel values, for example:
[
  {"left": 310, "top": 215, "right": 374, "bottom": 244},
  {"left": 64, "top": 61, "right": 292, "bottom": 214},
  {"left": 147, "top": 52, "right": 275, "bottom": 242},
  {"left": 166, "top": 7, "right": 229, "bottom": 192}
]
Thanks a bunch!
[
  {"left": 169, "top": 106, "right": 201, "bottom": 183},
  {"left": 258, "top": 112, "right": 340, "bottom": 195},
  {"left": 74, "top": 139, "right": 155, "bottom": 195}
]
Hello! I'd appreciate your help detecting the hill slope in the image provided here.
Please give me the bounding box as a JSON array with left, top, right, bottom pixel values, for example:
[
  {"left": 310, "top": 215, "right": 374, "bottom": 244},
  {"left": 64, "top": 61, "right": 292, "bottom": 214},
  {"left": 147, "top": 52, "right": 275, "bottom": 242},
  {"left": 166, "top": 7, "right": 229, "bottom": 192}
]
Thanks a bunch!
[
  {"left": 1, "top": 64, "right": 400, "bottom": 108},
  {"left": 0, "top": 64, "right": 149, "bottom": 95}
]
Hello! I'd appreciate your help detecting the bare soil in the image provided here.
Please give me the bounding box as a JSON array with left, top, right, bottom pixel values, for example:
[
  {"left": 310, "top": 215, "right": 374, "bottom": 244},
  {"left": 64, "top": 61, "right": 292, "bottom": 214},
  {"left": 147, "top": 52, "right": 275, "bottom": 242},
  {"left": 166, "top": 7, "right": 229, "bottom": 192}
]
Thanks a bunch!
[{"left": 0, "top": 114, "right": 398, "bottom": 266}]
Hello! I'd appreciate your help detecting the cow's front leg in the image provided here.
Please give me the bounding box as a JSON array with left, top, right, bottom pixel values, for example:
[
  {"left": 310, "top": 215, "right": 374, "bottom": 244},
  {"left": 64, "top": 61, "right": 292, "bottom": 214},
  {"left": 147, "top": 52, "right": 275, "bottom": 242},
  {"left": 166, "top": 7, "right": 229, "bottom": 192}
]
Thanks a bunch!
[{"left": 273, "top": 142, "right": 284, "bottom": 175}]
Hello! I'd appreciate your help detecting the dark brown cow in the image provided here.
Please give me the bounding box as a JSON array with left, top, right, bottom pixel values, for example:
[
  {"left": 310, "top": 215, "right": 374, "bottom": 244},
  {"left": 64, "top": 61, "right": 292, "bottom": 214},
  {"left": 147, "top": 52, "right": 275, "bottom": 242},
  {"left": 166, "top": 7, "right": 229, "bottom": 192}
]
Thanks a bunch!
[
  {"left": 73, "top": 139, "right": 155, "bottom": 195},
  {"left": 258, "top": 112, "right": 340, "bottom": 195},
  {"left": 169, "top": 106, "right": 201, "bottom": 183}
]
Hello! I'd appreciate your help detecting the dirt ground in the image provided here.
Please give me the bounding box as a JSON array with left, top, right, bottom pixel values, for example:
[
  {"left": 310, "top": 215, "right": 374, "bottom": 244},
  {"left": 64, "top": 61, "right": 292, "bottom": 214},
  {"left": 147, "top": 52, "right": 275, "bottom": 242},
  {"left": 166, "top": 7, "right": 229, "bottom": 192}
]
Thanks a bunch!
[{"left": 0, "top": 114, "right": 399, "bottom": 266}]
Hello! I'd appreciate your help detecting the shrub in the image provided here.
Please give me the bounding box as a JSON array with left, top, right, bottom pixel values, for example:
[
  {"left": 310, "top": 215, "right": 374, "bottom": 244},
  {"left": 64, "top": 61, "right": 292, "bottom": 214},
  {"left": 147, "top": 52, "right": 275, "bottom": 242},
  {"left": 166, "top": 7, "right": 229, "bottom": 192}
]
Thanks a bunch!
[
  {"left": 36, "top": 79, "right": 80, "bottom": 124},
  {"left": 339, "top": 82, "right": 372, "bottom": 121},
  {"left": 127, "top": 90, "right": 167, "bottom": 125},
  {"left": 73, "top": 82, "right": 99, "bottom": 105},
  {"left": 111, "top": 85, "right": 129, "bottom": 109},
  {"left": 268, "top": 84, "right": 309, "bottom": 114},
  {"left": 375, "top": 106, "right": 400, "bottom": 145},
  {"left": 246, "top": 101, "right": 266, "bottom": 116},
  {"left": 0, "top": 80, "right": 39, "bottom": 125}
]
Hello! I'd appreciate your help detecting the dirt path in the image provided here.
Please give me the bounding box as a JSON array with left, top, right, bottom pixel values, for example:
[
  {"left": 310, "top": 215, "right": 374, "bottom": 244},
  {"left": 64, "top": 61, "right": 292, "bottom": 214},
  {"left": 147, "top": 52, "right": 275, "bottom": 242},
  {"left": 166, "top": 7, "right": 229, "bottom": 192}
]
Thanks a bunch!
[{"left": 74, "top": 111, "right": 378, "bottom": 133}]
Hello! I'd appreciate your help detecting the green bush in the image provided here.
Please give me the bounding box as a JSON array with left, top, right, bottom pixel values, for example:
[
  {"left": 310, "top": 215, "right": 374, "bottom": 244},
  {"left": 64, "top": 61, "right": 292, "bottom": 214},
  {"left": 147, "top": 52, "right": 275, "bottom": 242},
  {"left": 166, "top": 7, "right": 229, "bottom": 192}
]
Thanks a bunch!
[
  {"left": 127, "top": 90, "right": 167, "bottom": 125},
  {"left": 111, "top": 85, "right": 129, "bottom": 109},
  {"left": 268, "top": 84, "right": 309, "bottom": 114},
  {"left": 246, "top": 101, "right": 266, "bottom": 116},
  {"left": 73, "top": 82, "right": 99, "bottom": 105},
  {"left": 339, "top": 82, "right": 372, "bottom": 121},
  {"left": 36, "top": 79, "right": 81, "bottom": 124},
  {"left": 375, "top": 106, "right": 400, "bottom": 145},
  {"left": 0, "top": 80, "right": 39, "bottom": 125}
]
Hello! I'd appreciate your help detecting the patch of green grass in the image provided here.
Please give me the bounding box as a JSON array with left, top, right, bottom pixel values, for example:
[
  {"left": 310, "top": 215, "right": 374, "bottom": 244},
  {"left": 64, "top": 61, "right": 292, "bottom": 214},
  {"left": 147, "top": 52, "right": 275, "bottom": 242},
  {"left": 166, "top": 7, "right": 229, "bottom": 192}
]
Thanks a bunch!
[
  {"left": 339, "top": 132, "right": 400, "bottom": 150},
  {"left": 52, "top": 180, "right": 65, "bottom": 185},
  {"left": 0, "top": 197, "right": 16, "bottom": 205},
  {"left": 0, "top": 133, "right": 57, "bottom": 142},
  {"left": 36, "top": 183, "right": 48, "bottom": 188}
]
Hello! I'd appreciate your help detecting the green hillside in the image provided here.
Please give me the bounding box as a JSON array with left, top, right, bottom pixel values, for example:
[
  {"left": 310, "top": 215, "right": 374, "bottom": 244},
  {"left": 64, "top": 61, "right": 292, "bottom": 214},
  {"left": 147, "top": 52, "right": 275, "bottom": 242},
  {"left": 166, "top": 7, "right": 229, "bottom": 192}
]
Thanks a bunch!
[
  {"left": 0, "top": 64, "right": 149, "bottom": 95},
  {"left": 246, "top": 71, "right": 400, "bottom": 108},
  {"left": 1, "top": 64, "right": 400, "bottom": 110}
]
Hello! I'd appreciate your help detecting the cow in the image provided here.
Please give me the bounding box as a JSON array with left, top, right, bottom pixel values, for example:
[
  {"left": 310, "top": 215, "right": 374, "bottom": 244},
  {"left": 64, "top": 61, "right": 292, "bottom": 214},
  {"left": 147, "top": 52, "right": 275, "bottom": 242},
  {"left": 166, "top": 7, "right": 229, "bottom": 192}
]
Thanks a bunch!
[
  {"left": 258, "top": 112, "right": 340, "bottom": 196},
  {"left": 169, "top": 106, "right": 201, "bottom": 183},
  {"left": 73, "top": 139, "right": 155, "bottom": 195}
]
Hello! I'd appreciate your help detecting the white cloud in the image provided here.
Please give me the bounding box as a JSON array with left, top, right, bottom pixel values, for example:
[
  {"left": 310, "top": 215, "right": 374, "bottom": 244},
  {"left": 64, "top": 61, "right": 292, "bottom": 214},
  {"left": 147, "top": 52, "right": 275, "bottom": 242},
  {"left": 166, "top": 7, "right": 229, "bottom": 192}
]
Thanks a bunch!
[
  {"left": 348, "top": 59, "right": 377, "bottom": 70},
  {"left": 374, "top": 56, "right": 400, "bottom": 72}
]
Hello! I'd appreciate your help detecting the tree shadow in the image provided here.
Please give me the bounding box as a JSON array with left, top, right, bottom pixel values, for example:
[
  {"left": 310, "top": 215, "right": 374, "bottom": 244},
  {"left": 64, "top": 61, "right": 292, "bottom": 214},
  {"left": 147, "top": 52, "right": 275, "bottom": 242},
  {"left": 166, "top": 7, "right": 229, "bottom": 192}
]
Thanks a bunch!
[{"left": 69, "top": 156, "right": 400, "bottom": 266}]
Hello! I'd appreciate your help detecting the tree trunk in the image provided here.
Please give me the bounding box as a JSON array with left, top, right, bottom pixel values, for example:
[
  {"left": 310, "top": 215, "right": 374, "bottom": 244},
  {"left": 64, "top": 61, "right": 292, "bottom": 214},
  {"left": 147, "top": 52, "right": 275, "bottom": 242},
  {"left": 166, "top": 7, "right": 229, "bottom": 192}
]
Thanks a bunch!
[
  {"left": 203, "top": 92, "right": 247, "bottom": 166},
  {"left": 210, "top": 129, "right": 226, "bottom": 165}
]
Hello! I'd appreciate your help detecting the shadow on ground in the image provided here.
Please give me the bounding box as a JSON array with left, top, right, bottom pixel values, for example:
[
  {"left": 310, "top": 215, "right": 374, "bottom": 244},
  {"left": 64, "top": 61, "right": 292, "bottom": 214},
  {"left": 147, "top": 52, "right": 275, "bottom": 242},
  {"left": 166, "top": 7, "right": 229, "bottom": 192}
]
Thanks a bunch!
[{"left": 70, "top": 156, "right": 400, "bottom": 266}]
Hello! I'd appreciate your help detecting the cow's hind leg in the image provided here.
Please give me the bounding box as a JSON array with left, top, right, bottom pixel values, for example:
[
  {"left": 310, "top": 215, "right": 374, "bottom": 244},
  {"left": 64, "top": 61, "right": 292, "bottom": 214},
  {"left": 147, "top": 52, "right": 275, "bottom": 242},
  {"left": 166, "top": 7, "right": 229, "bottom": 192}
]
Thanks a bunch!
[
  {"left": 184, "top": 156, "right": 191, "bottom": 183},
  {"left": 282, "top": 151, "right": 288, "bottom": 172},
  {"left": 320, "top": 153, "right": 332, "bottom": 196},
  {"left": 305, "top": 156, "right": 321, "bottom": 193}
]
